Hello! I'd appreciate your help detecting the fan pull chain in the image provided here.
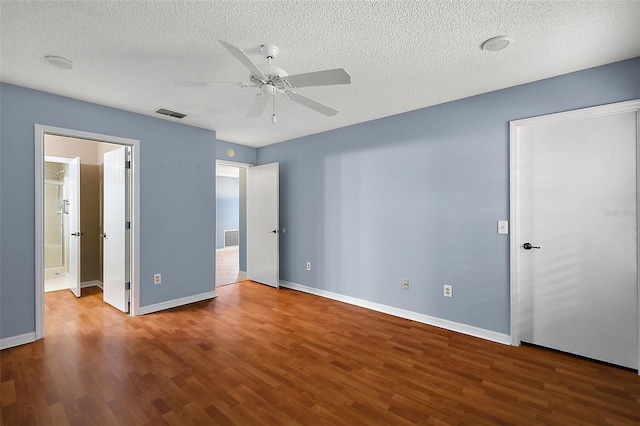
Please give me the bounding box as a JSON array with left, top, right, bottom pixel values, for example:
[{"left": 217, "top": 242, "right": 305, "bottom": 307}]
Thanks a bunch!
[{"left": 272, "top": 91, "right": 277, "bottom": 124}]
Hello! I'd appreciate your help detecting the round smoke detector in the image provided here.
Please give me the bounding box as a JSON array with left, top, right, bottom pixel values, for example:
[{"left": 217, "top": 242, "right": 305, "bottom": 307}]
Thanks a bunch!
[
  {"left": 44, "top": 55, "right": 74, "bottom": 69},
  {"left": 482, "top": 36, "right": 511, "bottom": 52}
]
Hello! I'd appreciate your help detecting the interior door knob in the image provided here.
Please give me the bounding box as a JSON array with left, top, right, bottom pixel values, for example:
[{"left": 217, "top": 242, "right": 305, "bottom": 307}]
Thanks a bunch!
[
  {"left": 70, "top": 232, "right": 80, "bottom": 237},
  {"left": 270, "top": 229, "right": 278, "bottom": 234},
  {"left": 99, "top": 233, "right": 107, "bottom": 239},
  {"left": 523, "top": 242, "right": 540, "bottom": 250}
]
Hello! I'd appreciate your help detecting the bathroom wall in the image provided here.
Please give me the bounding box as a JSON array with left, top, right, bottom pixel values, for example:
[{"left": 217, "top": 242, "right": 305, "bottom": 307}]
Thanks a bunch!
[{"left": 43, "top": 161, "right": 66, "bottom": 269}]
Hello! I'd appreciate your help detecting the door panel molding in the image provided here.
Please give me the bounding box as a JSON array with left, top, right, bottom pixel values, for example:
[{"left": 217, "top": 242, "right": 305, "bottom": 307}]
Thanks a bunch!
[
  {"left": 247, "top": 162, "right": 279, "bottom": 288},
  {"left": 102, "top": 147, "right": 128, "bottom": 312},
  {"left": 509, "top": 100, "right": 640, "bottom": 373},
  {"left": 35, "top": 125, "right": 140, "bottom": 340}
]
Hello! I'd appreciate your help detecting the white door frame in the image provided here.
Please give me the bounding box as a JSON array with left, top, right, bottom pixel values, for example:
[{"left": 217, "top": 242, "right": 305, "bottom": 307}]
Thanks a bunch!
[
  {"left": 35, "top": 125, "right": 141, "bottom": 340},
  {"left": 509, "top": 99, "right": 640, "bottom": 372}
]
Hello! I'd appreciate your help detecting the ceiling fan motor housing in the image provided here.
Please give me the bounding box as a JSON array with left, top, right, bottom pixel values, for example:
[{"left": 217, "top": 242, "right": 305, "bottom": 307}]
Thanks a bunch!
[{"left": 253, "top": 64, "right": 290, "bottom": 90}]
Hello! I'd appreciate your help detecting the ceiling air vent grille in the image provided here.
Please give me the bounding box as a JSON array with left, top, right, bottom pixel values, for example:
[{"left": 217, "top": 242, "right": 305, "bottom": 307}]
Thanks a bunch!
[{"left": 156, "top": 108, "right": 187, "bottom": 119}]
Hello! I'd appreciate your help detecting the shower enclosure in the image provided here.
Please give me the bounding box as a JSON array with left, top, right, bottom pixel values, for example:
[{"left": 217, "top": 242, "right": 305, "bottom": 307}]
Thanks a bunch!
[{"left": 44, "top": 159, "right": 69, "bottom": 281}]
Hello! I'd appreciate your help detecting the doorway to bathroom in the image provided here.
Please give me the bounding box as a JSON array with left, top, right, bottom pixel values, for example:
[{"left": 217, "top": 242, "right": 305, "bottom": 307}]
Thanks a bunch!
[
  {"left": 35, "top": 125, "right": 141, "bottom": 340},
  {"left": 43, "top": 135, "right": 128, "bottom": 298}
]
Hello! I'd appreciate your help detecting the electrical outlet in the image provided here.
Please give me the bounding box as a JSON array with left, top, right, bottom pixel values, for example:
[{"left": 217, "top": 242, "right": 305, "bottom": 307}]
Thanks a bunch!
[
  {"left": 306, "top": 262, "right": 312, "bottom": 271},
  {"left": 154, "top": 273, "right": 161, "bottom": 285},
  {"left": 443, "top": 284, "right": 452, "bottom": 298},
  {"left": 402, "top": 279, "right": 409, "bottom": 290}
]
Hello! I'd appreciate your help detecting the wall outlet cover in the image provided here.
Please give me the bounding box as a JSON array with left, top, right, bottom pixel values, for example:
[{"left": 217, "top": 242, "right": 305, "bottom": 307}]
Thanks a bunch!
[{"left": 444, "top": 284, "right": 452, "bottom": 298}]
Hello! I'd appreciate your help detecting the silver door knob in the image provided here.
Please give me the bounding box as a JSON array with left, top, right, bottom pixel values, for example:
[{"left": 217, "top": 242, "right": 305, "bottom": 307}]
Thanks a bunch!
[{"left": 99, "top": 233, "right": 107, "bottom": 239}]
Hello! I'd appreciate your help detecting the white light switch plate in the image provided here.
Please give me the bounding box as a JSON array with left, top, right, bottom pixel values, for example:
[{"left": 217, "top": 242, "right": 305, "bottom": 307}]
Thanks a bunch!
[{"left": 498, "top": 220, "right": 509, "bottom": 235}]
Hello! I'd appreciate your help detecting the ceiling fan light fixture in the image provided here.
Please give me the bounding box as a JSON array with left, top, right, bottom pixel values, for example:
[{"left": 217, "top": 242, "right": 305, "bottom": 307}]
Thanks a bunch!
[
  {"left": 261, "top": 84, "right": 276, "bottom": 96},
  {"left": 482, "top": 36, "right": 511, "bottom": 52},
  {"left": 44, "top": 55, "right": 74, "bottom": 69}
]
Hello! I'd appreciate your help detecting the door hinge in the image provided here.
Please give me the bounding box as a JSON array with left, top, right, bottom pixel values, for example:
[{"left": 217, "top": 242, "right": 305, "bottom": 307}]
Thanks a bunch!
[
  {"left": 125, "top": 282, "right": 131, "bottom": 290},
  {"left": 126, "top": 160, "right": 131, "bottom": 169},
  {"left": 125, "top": 221, "right": 131, "bottom": 230}
]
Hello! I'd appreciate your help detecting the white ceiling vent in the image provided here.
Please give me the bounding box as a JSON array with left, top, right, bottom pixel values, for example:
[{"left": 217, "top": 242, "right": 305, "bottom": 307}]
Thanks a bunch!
[{"left": 155, "top": 108, "right": 187, "bottom": 119}]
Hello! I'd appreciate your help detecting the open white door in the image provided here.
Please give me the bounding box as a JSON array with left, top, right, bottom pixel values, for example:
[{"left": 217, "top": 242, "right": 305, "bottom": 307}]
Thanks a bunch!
[
  {"left": 68, "top": 157, "right": 82, "bottom": 297},
  {"left": 103, "top": 146, "right": 128, "bottom": 312},
  {"left": 247, "top": 163, "right": 279, "bottom": 288}
]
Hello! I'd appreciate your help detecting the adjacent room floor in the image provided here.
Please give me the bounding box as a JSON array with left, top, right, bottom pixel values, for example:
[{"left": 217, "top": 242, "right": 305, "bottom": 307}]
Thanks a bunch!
[
  {"left": 1, "top": 281, "right": 639, "bottom": 425},
  {"left": 215, "top": 246, "right": 245, "bottom": 287}
]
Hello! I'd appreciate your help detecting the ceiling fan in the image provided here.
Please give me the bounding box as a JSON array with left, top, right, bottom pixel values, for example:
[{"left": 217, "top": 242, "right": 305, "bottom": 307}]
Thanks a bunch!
[{"left": 176, "top": 40, "right": 351, "bottom": 124}]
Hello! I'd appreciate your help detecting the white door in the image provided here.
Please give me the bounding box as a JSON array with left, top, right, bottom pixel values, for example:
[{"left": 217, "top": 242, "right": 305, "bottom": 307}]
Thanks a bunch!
[
  {"left": 103, "top": 146, "right": 128, "bottom": 312},
  {"left": 513, "top": 103, "right": 638, "bottom": 369},
  {"left": 247, "top": 163, "right": 279, "bottom": 288},
  {"left": 68, "top": 157, "right": 82, "bottom": 297}
]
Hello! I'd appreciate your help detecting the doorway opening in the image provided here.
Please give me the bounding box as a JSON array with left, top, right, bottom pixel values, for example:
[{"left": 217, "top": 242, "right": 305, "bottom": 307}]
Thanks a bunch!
[
  {"left": 35, "top": 125, "right": 141, "bottom": 340},
  {"left": 215, "top": 161, "right": 248, "bottom": 287},
  {"left": 214, "top": 160, "right": 280, "bottom": 289},
  {"left": 43, "top": 137, "right": 123, "bottom": 295}
]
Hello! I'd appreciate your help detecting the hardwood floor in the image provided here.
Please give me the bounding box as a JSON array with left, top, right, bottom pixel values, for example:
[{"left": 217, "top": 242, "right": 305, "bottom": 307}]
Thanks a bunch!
[{"left": 2, "top": 282, "right": 639, "bottom": 425}]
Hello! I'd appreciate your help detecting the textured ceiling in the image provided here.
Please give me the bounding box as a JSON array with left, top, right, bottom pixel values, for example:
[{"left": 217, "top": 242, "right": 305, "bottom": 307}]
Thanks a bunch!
[{"left": 1, "top": 1, "right": 639, "bottom": 147}]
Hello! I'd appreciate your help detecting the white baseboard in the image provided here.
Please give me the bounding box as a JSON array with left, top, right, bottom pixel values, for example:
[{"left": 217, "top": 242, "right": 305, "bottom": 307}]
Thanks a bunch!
[
  {"left": 138, "top": 291, "right": 217, "bottom": 315},
  {"left": 81, "top": 280, "right": 103, "bottom": 289},
  {"left": 279, "top": 281, "right": 511, "bottom": 345},
  {"left": 0, "top": 332, "right": 36, "bottom": 350}
]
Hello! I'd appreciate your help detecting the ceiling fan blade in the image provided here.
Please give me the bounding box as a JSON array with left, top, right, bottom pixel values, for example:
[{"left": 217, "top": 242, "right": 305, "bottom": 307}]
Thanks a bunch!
[
  {"left": 175, "top": 81, "right": 245, "bottom": 87},
  {"left": 218, "top": 40, "right": 266, "bottom": 80},
  {"left": 246, "top": 95, "right": 270, "bottom": 118},
  {"left": 286, "top": 68, "right": 351, "bottom": 88},
  {"left": 288, "top": 92, "right": 338, "bottom": 116}
]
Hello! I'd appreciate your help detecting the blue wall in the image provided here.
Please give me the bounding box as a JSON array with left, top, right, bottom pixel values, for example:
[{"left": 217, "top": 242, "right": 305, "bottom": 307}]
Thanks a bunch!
[
  {"left": 216, "top": 140, "right": 256, "bottom": 165},
  {"left": 257, "top": 58, "right": 640, "bottom": 335},
  {"left": 216, "top": 176, "right": 240, "bottom": 249},
  {"left": 2, "top": 58, "right": 638, "bottom": 341},
  {"left": 0, "top": 83, "right": 217, "bottom": 339}
]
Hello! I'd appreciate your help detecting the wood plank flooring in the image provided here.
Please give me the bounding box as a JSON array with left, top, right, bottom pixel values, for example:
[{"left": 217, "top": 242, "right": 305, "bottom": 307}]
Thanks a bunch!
[{"left": 1, "top": 281, "right": 639, "bottom": 425}]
